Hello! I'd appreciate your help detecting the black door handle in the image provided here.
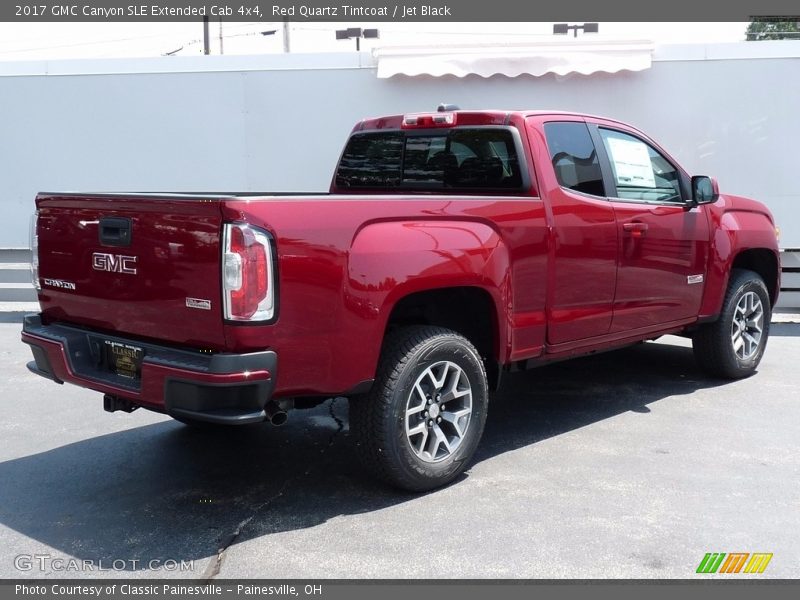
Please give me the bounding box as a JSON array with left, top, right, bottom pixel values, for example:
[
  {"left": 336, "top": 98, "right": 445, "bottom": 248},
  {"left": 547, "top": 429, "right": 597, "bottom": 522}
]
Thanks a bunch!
[{"left": 99, "top": 217, "right": 132, "bottom": 247}]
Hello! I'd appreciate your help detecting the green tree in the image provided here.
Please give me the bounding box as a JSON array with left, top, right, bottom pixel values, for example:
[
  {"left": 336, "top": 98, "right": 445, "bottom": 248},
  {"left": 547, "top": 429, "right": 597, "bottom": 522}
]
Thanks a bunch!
[{"left": 746, "top": 19, "right": 800, "bottom": 40}]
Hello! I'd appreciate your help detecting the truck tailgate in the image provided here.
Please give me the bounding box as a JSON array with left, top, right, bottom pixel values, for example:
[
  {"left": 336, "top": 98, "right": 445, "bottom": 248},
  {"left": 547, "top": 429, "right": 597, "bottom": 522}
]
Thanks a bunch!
[{"left": 35, "top": 194, "right": 227, "bottom": 350}]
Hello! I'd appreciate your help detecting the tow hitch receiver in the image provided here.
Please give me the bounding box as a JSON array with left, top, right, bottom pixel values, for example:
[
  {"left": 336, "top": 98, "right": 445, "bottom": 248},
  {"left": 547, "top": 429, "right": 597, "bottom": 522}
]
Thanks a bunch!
[{"left": 103, "top": 394, "right": 138, "bottom": 413}]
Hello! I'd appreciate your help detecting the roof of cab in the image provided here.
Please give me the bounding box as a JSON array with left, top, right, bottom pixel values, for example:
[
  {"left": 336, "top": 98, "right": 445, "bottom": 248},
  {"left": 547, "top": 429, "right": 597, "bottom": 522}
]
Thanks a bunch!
[{"left": 355, "top": 109, "right": 632, "bottom": 132}]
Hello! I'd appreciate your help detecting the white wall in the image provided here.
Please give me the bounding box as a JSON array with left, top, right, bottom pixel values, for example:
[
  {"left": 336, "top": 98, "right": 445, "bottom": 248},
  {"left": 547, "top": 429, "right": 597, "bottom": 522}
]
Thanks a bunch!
[{"left": 1, "top": 43, "right": 798, "bottom": 248}]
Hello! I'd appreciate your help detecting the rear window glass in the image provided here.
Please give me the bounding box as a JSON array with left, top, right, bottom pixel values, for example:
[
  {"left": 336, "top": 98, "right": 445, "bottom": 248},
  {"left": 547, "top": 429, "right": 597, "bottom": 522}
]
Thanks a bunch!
[{"left": 335, "top": 128, "right": 524, "bottom": 191}]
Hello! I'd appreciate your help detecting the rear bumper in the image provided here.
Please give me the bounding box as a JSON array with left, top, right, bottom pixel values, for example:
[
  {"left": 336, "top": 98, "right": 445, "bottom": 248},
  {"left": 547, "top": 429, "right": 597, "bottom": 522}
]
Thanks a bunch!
[{"left": 21, "top": 314, "right": 276, "bottom": 425}]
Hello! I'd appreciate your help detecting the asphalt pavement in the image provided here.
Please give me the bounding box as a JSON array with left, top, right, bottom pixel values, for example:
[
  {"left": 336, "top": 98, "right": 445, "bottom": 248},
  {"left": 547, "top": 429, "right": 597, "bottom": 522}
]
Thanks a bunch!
[{"left": 1, "top": 322, "right": 798, "bottom": 579}]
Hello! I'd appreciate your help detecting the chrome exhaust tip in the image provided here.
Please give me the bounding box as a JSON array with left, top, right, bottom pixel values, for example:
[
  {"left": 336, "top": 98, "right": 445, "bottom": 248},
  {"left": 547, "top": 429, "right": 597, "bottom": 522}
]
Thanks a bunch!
[{"left": 265, "top": 401, "right": 289, "bottom": 426}]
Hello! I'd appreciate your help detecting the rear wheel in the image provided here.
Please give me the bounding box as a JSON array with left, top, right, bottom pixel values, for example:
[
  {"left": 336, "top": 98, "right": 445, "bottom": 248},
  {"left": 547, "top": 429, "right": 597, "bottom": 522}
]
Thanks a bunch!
[
  {"left": 693, "top": 269, "right": 771, "bottom": 379},
  {"left": 350, "top": 326, "right": 488, "bottom": 491}
]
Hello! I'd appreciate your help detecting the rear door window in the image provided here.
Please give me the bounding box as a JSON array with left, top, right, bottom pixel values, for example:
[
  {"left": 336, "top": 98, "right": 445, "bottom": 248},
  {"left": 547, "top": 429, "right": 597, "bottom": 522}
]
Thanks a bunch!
[{"left": 543, "top": 122, "right": 605, "bottom": 197}]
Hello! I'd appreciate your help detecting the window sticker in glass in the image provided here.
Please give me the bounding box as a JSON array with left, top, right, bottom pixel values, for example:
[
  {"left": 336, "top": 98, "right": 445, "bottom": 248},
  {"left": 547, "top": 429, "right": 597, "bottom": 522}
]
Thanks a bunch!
[
  {"left": 599, "top": 129, "right": 683, "bottom": 203},
  {"left": 605, "top": 136, "right": 656, "bottom": 188}
]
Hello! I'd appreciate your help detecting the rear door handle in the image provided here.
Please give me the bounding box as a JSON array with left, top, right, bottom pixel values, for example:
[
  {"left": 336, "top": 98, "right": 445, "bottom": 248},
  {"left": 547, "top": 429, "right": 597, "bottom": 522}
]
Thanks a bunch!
[{"left": 623, "top": 222, "right": 648, "bottom": 237}]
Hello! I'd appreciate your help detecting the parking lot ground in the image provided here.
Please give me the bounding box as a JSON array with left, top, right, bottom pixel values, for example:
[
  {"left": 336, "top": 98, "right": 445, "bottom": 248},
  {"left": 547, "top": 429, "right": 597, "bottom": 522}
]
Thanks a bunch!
[{"left": 1, "top": 322, "right": 798, "bottom": 579}]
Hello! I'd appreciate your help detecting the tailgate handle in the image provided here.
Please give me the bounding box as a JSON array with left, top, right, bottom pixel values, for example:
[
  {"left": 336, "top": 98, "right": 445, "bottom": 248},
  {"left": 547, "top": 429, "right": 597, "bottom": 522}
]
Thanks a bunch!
[{"left": 99, "top": 217, "right": 132, "bottom": 247}]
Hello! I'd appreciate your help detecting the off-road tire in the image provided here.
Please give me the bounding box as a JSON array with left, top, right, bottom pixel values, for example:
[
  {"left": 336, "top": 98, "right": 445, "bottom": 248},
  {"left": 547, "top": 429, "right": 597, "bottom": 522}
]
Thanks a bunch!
[
  {"left": 350, "top": 326, "right": 488, "bottom": 491},
  {"left": 693, "top": 269, "right": 771, "bottom": 379}
]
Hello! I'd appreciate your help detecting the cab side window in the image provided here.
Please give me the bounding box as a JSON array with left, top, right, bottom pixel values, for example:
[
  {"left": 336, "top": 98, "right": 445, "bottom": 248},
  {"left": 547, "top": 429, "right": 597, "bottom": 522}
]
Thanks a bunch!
[
  {"left": 599, "top": 128, "right": 682, "bottom": 203},
  {"left": 543, "top": 122, "right": 605, "bottom": 197}
]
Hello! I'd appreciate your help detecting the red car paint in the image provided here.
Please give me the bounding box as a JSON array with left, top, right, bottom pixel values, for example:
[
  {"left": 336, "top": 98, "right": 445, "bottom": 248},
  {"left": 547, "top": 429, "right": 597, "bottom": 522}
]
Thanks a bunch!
[{"left": 22, "top": 110, "right": 780, "bottom": 419}]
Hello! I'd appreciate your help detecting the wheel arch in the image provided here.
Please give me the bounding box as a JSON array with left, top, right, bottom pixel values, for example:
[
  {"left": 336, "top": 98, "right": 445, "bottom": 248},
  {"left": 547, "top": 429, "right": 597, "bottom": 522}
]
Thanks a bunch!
[
  {"left": 731, "top": 249, "right": 779, "bottom": 307},
  {"left": 382, "top": 286, "right": 503, "bottom": 390},
  {"left": 348, "top": 219, "right": 512, "bottom": 391}
]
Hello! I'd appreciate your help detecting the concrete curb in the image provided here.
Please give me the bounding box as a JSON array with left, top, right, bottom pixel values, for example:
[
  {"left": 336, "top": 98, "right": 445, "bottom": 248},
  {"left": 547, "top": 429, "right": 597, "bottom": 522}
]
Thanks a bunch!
[
  {"left": 772, "top": 313, "right": 800, "bottom": 324},
  {"left": 0, "top": 303, "right": 39, "bottom": 323}
]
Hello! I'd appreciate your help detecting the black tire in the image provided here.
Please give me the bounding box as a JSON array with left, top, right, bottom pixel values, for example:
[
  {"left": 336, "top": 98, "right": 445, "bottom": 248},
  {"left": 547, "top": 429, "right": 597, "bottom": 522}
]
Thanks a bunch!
[
  {"left": 693, "top": 269, "right": 771, "bottom": 379},
  {"left": 349, "top": 326, "right": 488, "bottom": 492}
]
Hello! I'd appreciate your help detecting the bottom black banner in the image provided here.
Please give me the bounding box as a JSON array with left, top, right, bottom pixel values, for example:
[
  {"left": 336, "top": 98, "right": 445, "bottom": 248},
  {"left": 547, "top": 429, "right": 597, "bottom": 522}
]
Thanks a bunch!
[{"left": 2, "top": 581, "right": 799, "bottom": 600}]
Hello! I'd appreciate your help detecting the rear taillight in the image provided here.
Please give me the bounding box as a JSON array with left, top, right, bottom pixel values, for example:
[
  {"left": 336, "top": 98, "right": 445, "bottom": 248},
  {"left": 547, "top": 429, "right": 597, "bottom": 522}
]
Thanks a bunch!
[
  {"left": 30, "top": 211, "right": 40, "bottom": 291},
  {"left": 222, "top": 223, "right": 275, "bottom": 322}
]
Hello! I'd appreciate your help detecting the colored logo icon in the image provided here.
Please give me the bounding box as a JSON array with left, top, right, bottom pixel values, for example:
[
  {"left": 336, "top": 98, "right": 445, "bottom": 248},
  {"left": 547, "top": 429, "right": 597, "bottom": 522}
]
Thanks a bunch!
[{"left": 696, "top": 553, "right": 773, "bottom": 574}]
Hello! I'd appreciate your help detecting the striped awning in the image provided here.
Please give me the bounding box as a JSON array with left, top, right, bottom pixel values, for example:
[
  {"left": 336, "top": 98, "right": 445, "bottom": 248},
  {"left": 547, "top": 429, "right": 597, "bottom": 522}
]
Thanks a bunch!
[{"left": 374, "top": 40, "right": 655, "bottom": 79}]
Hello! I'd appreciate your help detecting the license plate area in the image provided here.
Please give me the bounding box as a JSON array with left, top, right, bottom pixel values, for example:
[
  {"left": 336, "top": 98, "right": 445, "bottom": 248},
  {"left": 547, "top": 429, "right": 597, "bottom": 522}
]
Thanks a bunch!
[{"left": 103, "top": 340, "right": 145, "bottom": 379}]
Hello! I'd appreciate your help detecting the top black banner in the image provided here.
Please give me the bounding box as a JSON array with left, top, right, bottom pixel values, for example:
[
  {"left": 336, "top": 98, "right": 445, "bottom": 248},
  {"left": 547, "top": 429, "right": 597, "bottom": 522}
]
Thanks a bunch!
[{"left": 3, "top": 0, "right": 800, "bottom": 22}]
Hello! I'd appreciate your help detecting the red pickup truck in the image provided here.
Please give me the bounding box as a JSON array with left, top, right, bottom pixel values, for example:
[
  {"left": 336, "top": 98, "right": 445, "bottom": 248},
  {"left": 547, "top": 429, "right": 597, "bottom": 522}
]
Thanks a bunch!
[{"left": 23, "top": 108, "right": 780, "bottom": 491}]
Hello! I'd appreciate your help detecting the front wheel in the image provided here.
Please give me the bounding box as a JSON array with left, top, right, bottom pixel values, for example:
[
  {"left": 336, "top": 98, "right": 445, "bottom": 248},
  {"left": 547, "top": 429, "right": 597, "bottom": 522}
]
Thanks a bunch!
[
  {"left": 350, "top": 326, "right": 488, "bottom": 491},
  {"left": 693, "top": 269, "right": 771, "bottom": 379}
]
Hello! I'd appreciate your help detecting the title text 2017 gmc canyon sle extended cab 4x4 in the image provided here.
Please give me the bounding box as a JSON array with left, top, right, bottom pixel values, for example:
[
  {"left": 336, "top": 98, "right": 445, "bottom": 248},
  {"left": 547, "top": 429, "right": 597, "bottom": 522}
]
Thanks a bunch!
[{"left": 22, "top": 108, "right": 780, "bottom": 491}]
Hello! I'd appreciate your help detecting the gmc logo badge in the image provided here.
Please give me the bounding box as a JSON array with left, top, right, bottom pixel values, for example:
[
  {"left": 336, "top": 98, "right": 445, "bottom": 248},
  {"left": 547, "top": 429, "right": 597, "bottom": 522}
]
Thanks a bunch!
[{"left": 92, "top": 252, "right": 137, "bottom": 275}]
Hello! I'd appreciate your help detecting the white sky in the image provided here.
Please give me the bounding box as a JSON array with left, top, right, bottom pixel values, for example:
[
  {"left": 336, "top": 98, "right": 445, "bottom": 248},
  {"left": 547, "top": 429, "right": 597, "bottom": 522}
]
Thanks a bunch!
[{"left": 0, "top": 22, "right": 748, "bottom": 61}]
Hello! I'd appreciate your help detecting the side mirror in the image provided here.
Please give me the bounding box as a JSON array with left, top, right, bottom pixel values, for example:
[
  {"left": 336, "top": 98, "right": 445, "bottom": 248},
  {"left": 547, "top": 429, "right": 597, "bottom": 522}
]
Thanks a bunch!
[{"left": 691, "top": 176, "right": 719, "bottom": 205}]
